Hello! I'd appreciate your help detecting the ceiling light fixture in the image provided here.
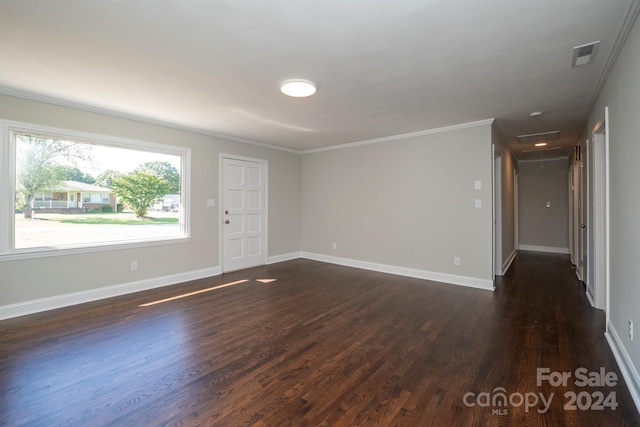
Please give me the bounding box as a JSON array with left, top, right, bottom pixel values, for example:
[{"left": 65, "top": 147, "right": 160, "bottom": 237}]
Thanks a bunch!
[
  {"left": 280, "top": 79, "right": 317, "bottom": 97},
  {"left": 535, "top": 142, "right": 548, "bottom": 147},
  {"left": 530, "top": 111, "right": 544, "bottom": 117}
]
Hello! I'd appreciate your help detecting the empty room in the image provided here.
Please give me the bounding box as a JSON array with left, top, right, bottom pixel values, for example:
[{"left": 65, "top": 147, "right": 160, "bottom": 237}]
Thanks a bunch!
[{"left": 1, "top": 1, "right": 639, "bottom": 426}]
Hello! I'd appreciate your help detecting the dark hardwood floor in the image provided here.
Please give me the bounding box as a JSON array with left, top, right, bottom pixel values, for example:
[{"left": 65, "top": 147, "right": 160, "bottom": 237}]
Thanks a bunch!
[{"left": 1, "top": 252, "right": 638, "bottom": 426}]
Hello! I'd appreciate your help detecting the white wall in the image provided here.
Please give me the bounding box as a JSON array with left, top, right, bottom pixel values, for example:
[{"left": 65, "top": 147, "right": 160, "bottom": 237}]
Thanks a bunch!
[
  {"left": 300, "top": 123, "right": 495, "bottom": 288},
  {"left": 585, "top": 13, "right": 640, "bottom": 408},
  {"left": 0, "top": 94, "right": 301, "bottom": 311},
  {"left": 518, "top": 159, "right": 570, "bottom": 253}
]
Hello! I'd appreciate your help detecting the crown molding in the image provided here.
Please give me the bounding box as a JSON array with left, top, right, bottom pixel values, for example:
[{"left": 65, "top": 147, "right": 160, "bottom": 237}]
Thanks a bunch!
[
  {"left": 0, "top": 86, "right": 300, "bottom": 154},
  {"left": 301, "top": 118, "right": 495, "bottom": 154},
  {"left": 578, "top": 0, "right": 640, "bottom": 142},
  {"left": 1, "top": 86, "right": 496, "bottom": 156}
]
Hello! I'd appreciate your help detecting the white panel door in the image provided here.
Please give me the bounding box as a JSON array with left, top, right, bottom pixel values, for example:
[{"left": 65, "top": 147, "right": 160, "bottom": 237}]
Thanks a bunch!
[{"left": 222, "top": 157, "right": 267, "bottom": 272}]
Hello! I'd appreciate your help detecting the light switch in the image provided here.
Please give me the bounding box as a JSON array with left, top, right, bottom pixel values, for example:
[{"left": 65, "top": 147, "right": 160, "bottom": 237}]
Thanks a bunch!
[
  {"left": 207, "top": 199, "right": 216, "bottom": 207},
  {"left": 475, "top": 199, "right": 482, "bottom": 208},
  {"left": 474, "top": 180, "right": 482, "bottom": 190},
  {"left": 546, "top": 201, "right": 551, "bottom": 208}
]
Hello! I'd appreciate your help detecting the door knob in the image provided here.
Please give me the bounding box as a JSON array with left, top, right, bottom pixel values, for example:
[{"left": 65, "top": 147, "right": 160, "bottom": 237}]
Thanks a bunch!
[
  {"left": 224, "top": 220, "right": 230, "bottom": 224},
  {"left": 581, "top": 224, "right": 587, "bottom": 229}
]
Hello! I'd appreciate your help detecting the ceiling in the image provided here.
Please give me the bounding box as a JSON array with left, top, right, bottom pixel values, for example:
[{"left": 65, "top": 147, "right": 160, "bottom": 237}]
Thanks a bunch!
[{"left": 1, "top": 1, "right": 639, "bottom": 159}]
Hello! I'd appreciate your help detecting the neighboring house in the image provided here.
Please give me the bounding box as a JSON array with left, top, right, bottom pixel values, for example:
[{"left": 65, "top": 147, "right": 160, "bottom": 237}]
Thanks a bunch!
[
  {"left": 32, "top": 180, "right": 116, "bottom": 213},
  {"left": 152, "top": 194, "right": 180, "bottom": 212}
]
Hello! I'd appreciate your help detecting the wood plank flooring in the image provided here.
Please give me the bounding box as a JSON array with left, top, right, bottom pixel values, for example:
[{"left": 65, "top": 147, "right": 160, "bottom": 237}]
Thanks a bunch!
[{"left": 1, "top": 252, "right": 639, "bottom": 426}]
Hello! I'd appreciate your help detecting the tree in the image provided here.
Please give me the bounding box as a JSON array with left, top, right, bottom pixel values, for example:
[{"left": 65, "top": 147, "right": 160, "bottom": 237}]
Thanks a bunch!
[
  {"left": 54, "top": 165, "right": 95, "bottom": 184},
  {"left": 111, "top": 172, "right": 170, "bottom": 218},
  {"left": 16, "top": 135, "right": 91, "bottom": 218},
  {"left": 94, "top": 170, "right": 124, "bottom": 189},
  {"left": 135, "top": 161, "right": 180, "bottom": 193}
]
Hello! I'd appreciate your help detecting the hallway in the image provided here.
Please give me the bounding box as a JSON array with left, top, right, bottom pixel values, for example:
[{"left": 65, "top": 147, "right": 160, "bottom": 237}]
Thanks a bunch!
[{"left": 491, "top": 251, "right": 638, "bottom": 425}]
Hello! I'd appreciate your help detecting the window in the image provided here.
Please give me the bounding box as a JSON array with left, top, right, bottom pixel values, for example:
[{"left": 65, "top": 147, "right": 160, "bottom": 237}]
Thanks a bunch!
[
  {"left": 34, "top": 193, "right": 54, "bottom": 201},
  {"left": 1, "top": 121, "right": 190, "bottom": 257},
  {"left": 83, "top": 194, "right": 110, "bottom": 204}
]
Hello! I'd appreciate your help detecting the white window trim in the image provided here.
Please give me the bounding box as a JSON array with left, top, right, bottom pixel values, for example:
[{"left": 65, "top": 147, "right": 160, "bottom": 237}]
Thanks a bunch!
[{"left": 0, "top": 119, "right": 191, "bottom": 260}]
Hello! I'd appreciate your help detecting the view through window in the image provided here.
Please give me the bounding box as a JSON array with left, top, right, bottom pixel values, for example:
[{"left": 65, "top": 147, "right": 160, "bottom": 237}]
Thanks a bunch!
[{"left": 13, "top": 131, "right": 186, "bottom": 252}]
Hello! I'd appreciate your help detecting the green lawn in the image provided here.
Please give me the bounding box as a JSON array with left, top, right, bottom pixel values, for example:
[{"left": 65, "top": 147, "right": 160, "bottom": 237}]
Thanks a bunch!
[{"left": 47, "top": 213, "right": 178, "bottom": 225}]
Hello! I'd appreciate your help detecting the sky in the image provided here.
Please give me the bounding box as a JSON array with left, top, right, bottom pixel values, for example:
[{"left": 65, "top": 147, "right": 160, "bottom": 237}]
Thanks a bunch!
[
  {"left": 77, "top": 144, "right": 182, "bottom": 176},
  {"left": 16, "top": 133, "right": 182, "bottom": 179}
]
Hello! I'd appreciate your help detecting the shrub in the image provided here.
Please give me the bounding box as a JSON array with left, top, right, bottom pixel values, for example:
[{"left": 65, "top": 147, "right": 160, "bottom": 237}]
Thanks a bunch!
[{"left": 101, "top": 205, "right": 114, "bottom": 213}]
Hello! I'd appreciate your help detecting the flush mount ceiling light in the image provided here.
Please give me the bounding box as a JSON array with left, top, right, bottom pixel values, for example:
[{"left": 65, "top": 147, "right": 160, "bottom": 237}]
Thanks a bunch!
[
  {"left": 530, "top": 111, "right": 544, "bottom": 118},
  {"left": 535, "top": 142, "right": 548, "bottom": 147},
  {"left": 280, "top": 79, "right": 317, "bottom": 97}
]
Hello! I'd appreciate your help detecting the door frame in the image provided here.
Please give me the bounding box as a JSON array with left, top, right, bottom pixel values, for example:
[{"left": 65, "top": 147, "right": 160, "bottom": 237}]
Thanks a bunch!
[
  {"left": 571, "top": 161, "right": 580, "bottom": 266},
  {"left": 589, "top": 107, "right": 610, "bottom": 317},
  {"left": 579, "top": 138, "right": 589, "bottom": 283},
  {"left": 492, "top": 144, "right": 503, "bottom": 277},
  {"left": 514, "top": 169, "right": 519, "bottom": 252},
  {"left": 219, "top": 153, "right": 269, "bottom": 273}
]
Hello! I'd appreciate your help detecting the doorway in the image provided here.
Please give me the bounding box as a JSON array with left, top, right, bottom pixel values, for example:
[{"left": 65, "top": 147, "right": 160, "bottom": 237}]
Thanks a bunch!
[
  {"left": 220, "top": 155, "right": 268, "bottom": 272},
  {"left": 588, "top": 108, "right": 609, "bottom": 312}
]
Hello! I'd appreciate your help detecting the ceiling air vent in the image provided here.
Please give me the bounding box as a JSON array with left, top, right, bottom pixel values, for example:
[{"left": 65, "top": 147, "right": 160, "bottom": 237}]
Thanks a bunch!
[
  {"left": 572, "top": 41, "right": 600, "bottom": 67},
  {"left": 521, "top": 147, "right": 562, "bottom": 154},
  {"left": 516, "top": 131, "right": 560, "bottom": 144}
]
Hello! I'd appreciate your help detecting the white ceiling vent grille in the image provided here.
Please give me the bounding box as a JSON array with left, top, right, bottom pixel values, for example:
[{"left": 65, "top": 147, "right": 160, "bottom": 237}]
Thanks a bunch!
[
  {"left": 572, "top": 41, "right": 600, "bottom": 67},
  {"left": 516, "top": 131, "right": 560, "bottom": 144},
  {"left": 521, "top": 147, "right": 562, "bottom": 153}
]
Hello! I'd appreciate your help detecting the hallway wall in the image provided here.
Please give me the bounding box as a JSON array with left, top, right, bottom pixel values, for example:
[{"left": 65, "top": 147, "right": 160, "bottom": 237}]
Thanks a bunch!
[
  {"left": 518, "top": 159, "right": 569, "bottom": 253},
  {"left": 584, "top": 9, "right": 640, "bottom": 409}
]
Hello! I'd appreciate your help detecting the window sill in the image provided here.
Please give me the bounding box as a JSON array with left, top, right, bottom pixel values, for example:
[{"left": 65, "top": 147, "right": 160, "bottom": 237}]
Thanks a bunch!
[{"left": 0, "top": 236, "right": 192, "bottom": 262}]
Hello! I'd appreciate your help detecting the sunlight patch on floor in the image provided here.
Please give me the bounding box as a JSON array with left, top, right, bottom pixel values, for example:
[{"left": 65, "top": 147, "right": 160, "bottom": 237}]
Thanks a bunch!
[{"left": 139, "top": 279, "right": 250, "bottom": 307}]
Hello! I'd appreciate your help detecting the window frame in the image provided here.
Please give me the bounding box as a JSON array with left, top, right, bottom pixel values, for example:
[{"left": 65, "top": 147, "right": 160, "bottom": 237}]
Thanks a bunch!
[{"left": 0, "top": 120, "right": 191, "bottom": 260}]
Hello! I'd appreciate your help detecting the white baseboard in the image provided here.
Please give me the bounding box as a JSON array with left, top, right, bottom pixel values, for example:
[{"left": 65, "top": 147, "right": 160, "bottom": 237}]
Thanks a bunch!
[
  {"left": 0, "top": 252, "right": 496, "bottom": 320},
  {"left": 267, "top": 251, "right": 301, "bottom": 264},
  {"left": 518, "top": 244, "right": 569, "bottom": 254},
  {"left": 300, "top": 252, "right": 494, "bottom": 291},
  {"left": 586, "top": 288, "right": 595, "bottom": 307},
  {"left": 0, "top": 266, "right": 221, "bottom": 321},
  {"left": 502, "top": 249, "right": 517, "bottom": 275},
  {"left": 605, "top": 321, "right": 640, "bottom": 415}
]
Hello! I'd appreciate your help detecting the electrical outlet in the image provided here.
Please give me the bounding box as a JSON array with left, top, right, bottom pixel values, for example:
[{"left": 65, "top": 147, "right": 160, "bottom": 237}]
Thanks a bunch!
[
  {"left": 332, "top": 243, "right": 337, "bottom": 250},
  {"left": 131, "top": 261, "right": 138, "bottom": 272},
  {"left": 453, "top": 257, "right": 461, "bottom": 266},
  {"left": 630, "top": 319, "right": 634, "bottom": 341}
]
